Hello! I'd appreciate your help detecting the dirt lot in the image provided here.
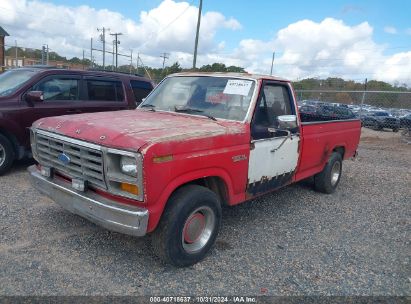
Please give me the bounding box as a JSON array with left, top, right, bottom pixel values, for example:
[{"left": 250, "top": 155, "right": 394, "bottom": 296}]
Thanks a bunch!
[{"left": 0, "top": 128, "right": 410, "bottom": 296}]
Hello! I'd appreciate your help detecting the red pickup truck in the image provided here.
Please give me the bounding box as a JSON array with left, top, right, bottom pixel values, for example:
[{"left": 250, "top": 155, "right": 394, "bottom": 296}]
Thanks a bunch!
[{"left": 28, "top": 72, "right": 361, "bottom": 266}]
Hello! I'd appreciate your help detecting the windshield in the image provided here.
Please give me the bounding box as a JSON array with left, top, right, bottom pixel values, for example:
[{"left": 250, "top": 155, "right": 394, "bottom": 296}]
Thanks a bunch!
[
  {"left": 139, "top": 76, "right": 256, "bottom": 121},
  {"left": 375, "top": 112, "right": 389, "bottom": 116},
  {"left": 0, "top": 69, "right": 40, "bottom": 97}
]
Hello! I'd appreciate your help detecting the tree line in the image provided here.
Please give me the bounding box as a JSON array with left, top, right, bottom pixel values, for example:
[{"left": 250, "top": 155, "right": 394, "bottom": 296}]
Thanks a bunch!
[{"left": 6, "top": 46, "right": 408, "bottom": 88}]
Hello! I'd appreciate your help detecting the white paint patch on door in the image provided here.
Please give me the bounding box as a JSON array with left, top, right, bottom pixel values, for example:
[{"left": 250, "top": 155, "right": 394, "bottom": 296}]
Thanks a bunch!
[{"left": 248, "top": 136, "right": 300, "bottom": 184}]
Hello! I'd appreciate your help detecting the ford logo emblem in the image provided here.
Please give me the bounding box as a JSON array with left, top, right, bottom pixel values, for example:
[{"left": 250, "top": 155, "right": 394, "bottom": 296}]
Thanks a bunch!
[{"left": 58, "top": 153, "right": 71, "bottom": 165}]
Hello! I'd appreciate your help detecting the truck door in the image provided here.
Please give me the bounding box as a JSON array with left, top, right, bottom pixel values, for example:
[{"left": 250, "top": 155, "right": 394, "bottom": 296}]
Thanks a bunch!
[{"left": 247, "top": 81, "right": 300, "bottom": 196}]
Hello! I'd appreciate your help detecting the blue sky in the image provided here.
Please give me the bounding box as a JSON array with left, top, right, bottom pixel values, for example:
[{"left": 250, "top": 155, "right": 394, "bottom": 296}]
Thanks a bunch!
[
  {"left": 47, "top": 0, "right": 411, "bottom": 54},
  {"left": 1, "top": 0, "right": 410, "bottom": 83}
]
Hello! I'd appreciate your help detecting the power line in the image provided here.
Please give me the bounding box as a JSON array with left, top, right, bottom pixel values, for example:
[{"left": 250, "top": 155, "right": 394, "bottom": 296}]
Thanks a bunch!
[{"left": 137, "top": 0, "right": 194, "bottom": 51}]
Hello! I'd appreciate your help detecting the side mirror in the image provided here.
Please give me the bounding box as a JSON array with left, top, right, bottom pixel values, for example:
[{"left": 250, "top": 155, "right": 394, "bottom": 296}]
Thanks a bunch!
[
  {"left": 26, "top": 91, "right": 44, "bottom": 103},
  {"left": 277, "top": 115, "right": 298, "bottom": 129}
]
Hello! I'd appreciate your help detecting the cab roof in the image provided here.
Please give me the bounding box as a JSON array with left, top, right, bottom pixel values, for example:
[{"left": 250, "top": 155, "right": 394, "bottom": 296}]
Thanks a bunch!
[
  {"left": 12, "top": 67, "right": 150, "bottom": 81},
  {"left": 168, "top": 72, "right": 290, "bottom": 82}
]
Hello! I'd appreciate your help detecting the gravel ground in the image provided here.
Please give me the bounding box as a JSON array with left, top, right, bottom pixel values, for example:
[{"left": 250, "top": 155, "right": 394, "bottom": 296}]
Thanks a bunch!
[{"left": 0, "top": 128, "right": 410, "bottom": 296}]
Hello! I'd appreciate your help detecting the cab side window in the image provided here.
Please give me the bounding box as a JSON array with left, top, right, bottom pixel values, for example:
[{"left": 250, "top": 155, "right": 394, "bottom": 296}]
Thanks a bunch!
[
  {"left": 86, "top": 79, "right": 124, "bottom": 102},
  {"left": 33, "top": 77, "right": 79, "bottom": 101},
  {"left": 251, "top": 83, "right": 293, "bottom": 140}
]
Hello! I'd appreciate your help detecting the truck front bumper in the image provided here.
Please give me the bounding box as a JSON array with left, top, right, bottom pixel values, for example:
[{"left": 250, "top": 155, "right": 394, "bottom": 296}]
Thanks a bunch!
[{"left": 28, "top": 165, "right": 148, "bottom": 236}]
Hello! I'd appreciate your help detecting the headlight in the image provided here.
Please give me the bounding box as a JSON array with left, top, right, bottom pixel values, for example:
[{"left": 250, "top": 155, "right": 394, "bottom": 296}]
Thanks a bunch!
[
  {"left": 120, "top": 156, "right": 138, "bottom": 177},
  {"left": 104, "top": 149, "right": 144, "bottom": 201}
]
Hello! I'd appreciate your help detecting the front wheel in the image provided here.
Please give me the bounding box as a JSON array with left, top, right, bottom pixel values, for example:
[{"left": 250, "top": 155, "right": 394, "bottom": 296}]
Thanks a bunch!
[
  {"left": 314, "top": 152, "right": 342, "bottom": 194},
  {"left": 0, "top": 134, "right": 15, "bottom": 176},
  {"left": 151, "top": 185, "right": 222, "bottom": 267}
]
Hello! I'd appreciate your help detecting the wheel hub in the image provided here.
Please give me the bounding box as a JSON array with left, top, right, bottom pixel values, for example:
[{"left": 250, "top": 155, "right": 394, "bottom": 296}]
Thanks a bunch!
[
  {"left": 181, "top": 206, "right": 215, "bottom": 254},
  {"left": 183, "top": 213, "right": 206, "bottom": 244},
  {"left": 0, "top": 143, "right": 5, "bottom": 167},
  {"left": 330, "top": 161, "right": 341, "bottom": 186}
]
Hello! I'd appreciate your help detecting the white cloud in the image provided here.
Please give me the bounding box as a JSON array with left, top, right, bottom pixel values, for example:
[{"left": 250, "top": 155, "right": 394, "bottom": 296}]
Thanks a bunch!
[
  {"left": 212, "top": 18, "right": 411, "bottom": 84},
  {"left": 0, "top": 0, "right": 241, "bottom": 65},
  {"left": 0, "top": 1, "right": 410, "bottom": 85},
  {"left": 374, "top": 51, "right": 411, "bottom": 83},
  {"left": 384, "top": 26, "right": 397, "bottom": 34}
]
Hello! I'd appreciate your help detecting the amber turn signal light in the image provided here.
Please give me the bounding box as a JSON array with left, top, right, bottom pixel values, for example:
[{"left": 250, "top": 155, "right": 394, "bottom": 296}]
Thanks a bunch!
[{"left": 120, "top": 183, "right": 139, "bottom": 195}]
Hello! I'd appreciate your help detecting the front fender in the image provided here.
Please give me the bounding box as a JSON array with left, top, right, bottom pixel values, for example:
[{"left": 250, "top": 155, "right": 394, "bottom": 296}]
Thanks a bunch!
[{"left": 145, "top": 167, "right": 239, "bottom": 233}]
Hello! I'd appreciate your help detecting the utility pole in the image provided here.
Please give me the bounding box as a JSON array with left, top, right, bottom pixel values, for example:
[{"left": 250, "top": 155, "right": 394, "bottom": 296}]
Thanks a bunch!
[
  {"left": 360, "top": 78, "right": 368, "bottom": 118},
  {"left": 97, "top": 27, "right": 109, "bottom": 69},
  {"left": 90, "top": 38, "right": 93, "bottom": 68},
  {"left": 15, "top": 40, "right": 18, "bottom": 67},
  {"left": 130, "top": 49, "right": 133, "bottom": 74},
  {"left": 112, "top": 40, "right": 115, "bottom": 70},
  {"left": 110, "top": 32, "right": 122, "bottom": 70},
  {"left": 270, "top": 51, "right": 275, "bottom": 75},
  {"left": 136, "top": 53, "right": 140, "bottom": 74},
  {"left": 41, "top": 45, "right": 45, "bottom": 65},
  {"left": 46, "top": 44, "right": 49, "bottom": 65},
  {"left": 160, "top": 52, "right": 169, "bottom": 70},
  {"left": 192, "top": 0, "right": 203, "bottom": 69},
  {"left": 82, "top": 49, "right": 85, "bottom": 70}
]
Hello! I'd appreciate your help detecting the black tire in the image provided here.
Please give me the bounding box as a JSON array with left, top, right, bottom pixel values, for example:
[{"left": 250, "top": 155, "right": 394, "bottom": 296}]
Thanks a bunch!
[
  {"left": 151, "top": 185, "right": 222, "bottom": 267},
  {"left": 0, "top": 134, "right": 15, "bottom": 176},
  {"left": 392, "top": 128, "right": 399, "bottom": 133},
  {"left": 314, "top": 152, "right": 342, "bottom": 194},
  {"left": 373, "top": 121, "right": 382, "bottom": 130}
]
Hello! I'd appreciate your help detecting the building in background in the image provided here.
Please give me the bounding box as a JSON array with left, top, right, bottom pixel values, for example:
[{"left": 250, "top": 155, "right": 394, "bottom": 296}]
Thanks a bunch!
[{"left": 0, "top": 26, "right": 10, "bottom": 70}]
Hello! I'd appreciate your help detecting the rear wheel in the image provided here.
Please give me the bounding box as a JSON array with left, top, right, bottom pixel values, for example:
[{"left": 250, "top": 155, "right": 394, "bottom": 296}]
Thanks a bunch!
[
  {"left": 0, "top": 134, "right": 15, "bottom": 176},
  {"left": 373, "top": 121, "right": 382, "bottom": 130},
  {"left": 151, "top": 185, "right": 222, "bottom": 267},
  {"left": 314, "top": 152, "right": 342, "bottom": 194}
]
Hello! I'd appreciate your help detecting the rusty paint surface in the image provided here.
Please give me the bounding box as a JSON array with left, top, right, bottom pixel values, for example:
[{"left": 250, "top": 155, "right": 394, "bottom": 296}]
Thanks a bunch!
[
  {"left": 246, "top": 171, "right": 294, "bottom": 197},
  {"left": 33, "top": 109, "right": 245, "bottom": 152}
]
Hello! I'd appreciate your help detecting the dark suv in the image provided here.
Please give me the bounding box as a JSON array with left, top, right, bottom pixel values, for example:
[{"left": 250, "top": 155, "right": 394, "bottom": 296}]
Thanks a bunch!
[
  {"left": 299, "top": 104, "right": 356, "bottom": 122},
  {"left": 361, "top": 111, "right": 400, "bottom": 132},
  {"left": 0, "top": 67, "right": 154, "bottom": 175}
]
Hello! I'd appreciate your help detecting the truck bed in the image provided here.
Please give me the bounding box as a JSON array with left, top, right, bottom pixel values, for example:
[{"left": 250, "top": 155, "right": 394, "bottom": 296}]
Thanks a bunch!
[{"left": 295, "top": 119, "right": 361, "bottom": 181}]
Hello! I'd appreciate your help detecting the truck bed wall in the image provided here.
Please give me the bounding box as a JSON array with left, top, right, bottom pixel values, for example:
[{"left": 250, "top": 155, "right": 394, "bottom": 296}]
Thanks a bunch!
[{"left": 295, "top": 119, "right": 361, "bottom": 182}]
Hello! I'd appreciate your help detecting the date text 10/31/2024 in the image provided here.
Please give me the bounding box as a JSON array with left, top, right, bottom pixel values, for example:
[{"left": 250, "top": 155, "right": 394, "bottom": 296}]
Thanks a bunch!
[{"left": 149, "top": 296, "right": 257, "bottom": 303}]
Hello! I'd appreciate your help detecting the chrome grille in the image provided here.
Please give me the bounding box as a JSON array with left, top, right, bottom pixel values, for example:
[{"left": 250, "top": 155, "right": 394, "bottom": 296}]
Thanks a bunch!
[{"left": 35, "top": 132, "right": 106, "bottom": 189}]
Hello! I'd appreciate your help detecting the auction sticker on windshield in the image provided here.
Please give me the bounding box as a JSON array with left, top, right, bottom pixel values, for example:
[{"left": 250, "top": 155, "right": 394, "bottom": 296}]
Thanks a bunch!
[{"left": 223, "top": 79, "right": 252, "bottom": 96}]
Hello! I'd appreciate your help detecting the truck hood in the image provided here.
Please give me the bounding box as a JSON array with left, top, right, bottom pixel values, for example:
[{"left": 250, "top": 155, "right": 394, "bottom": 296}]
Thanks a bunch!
[{"left": 33, "top": 109, "right": 246, "bottom": 152}]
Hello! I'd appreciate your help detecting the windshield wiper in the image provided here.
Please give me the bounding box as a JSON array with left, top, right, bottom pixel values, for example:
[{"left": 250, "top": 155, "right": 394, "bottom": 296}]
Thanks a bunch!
[
  {"left": 140, "top": 104, "right": 156, "bottom": 111},
  {"left": 174, "top": 106, "right": 216, "bottom": 121}
]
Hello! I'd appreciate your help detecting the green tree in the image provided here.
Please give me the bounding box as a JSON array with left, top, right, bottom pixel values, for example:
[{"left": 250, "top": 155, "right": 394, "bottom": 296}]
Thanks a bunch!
[{"left": 168, "top": 62, "right": 182, "bottom": 74}]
